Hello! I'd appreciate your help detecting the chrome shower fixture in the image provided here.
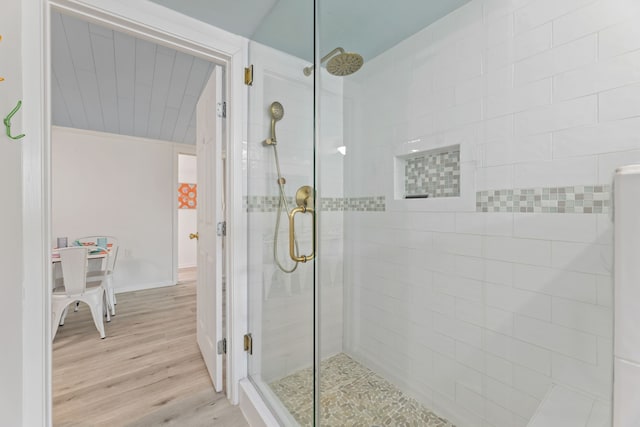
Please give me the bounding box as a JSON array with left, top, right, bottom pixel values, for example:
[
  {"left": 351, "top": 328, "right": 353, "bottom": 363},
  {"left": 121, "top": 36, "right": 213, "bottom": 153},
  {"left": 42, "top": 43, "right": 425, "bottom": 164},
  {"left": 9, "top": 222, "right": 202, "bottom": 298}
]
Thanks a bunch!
[{"left": 303, "top": 47, "right": 364, "bottom": 76}]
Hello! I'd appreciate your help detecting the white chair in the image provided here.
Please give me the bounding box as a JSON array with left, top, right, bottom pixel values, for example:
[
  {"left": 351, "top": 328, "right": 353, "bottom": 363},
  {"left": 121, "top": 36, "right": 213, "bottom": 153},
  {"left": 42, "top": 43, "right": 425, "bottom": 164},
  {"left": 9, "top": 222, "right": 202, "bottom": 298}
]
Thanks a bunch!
[
  {"left": 52, "top": 246, "right": 108, "bottom": 340},
  {"left": 74, "top": 236, "right": 119, "bottom": 316}
]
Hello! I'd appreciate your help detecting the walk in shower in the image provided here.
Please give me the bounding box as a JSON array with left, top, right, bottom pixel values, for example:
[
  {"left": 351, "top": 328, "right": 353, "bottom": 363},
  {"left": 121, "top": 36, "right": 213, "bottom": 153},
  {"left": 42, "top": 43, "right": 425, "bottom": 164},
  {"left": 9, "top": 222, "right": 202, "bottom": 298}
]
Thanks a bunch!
[{"left": 245, "top": 0, "right": 631, "bottom": 425}]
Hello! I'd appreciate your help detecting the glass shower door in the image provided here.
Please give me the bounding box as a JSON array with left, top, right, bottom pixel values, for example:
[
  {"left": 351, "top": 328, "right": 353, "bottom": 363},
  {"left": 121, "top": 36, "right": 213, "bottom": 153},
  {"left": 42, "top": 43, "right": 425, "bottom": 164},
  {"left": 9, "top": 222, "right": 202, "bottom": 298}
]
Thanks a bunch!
[{"left": 245, "top": 1, "right": 317, "bottom": 424}]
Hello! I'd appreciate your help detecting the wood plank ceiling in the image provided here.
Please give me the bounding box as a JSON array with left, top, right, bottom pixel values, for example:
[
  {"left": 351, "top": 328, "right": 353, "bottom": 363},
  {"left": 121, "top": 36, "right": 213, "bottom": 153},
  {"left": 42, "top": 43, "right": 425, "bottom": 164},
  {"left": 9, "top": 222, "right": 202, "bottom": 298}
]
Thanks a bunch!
[{"left": 51, "top": 11, "right": 214, "bottom": 145}]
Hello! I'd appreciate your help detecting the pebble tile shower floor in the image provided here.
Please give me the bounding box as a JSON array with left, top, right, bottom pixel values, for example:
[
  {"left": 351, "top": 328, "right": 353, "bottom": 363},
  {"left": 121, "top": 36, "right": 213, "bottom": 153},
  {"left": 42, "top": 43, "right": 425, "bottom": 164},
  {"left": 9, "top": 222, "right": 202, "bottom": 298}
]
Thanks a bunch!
[{"left": 270, "top": 353, "right": 455, "bottom": 427}]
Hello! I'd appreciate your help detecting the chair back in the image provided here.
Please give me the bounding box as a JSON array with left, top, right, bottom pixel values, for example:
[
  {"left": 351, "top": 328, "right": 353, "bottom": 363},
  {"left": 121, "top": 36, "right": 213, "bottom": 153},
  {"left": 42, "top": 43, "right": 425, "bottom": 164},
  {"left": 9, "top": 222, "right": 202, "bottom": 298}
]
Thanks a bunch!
[
  {"left": 104, "top": 236, "right": 119, "bottom": 273},
  {"left": 75, "top": 235, "right": 119, "bottom": 273},
  {"left": 58, "top": 246, "right": 89, "bottom": 294}
]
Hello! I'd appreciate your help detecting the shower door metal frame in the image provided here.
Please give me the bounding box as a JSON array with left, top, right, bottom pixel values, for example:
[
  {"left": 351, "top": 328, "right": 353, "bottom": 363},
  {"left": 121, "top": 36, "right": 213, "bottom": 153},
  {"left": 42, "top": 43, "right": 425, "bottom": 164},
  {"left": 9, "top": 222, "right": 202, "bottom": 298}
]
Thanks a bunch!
[
  {"left": 244, "top": 34, "right": 319, "bottom": 425},
  {"left": 312, "top": 0, "right": 321, "bottom": 424}
]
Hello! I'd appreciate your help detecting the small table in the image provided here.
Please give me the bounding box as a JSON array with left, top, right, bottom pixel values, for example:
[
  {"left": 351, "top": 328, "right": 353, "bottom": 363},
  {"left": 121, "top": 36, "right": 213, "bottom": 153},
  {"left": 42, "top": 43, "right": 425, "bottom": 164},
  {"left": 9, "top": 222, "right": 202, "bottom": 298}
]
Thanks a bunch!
[{"left": 52, "top": 246, "right": 111, "bottom": 263}]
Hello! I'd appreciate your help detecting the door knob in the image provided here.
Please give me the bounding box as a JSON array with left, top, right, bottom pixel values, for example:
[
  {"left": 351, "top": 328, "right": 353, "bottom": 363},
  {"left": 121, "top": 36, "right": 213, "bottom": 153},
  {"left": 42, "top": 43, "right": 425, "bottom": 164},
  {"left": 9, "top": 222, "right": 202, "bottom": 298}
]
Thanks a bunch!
[{"left": 189, "top": 232, "right": 199, "bottom": 240}]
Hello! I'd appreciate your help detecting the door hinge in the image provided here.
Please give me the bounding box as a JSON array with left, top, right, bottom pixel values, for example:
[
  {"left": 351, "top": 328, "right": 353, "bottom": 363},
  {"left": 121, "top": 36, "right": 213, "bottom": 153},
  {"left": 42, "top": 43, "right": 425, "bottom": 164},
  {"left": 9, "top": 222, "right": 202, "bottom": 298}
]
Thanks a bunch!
[
  {"left": 244, "top": 65, "right": 253, "bottom": 86},
  {"left": 244, "top": 333, "right": 253, "bottom": 355},
  {"left": 217, "top": 221, "right": 226, "bottom": 237},
  {"left": 216, "top": 101, "right": 226, "bottom": 118},
  {"left": 217, "top": 338, "right": 227, "bottom": 355}
]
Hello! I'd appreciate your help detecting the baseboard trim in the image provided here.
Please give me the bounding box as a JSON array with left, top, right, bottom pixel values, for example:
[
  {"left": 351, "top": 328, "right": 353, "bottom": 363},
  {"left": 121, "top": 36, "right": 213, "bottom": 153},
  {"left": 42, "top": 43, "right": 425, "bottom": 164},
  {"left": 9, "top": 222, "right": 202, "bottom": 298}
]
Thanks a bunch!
[{"left": 114, "top": 280, "right": 176, "bottom": 294}]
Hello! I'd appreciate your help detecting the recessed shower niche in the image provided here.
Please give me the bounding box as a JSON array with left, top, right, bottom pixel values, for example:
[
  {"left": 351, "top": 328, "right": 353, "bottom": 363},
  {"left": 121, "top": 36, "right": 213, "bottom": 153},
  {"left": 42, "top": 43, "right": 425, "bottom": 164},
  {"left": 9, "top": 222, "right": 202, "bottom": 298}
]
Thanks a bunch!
[{"left": 394, "top": 144, "right": 461, "bottom": 200}]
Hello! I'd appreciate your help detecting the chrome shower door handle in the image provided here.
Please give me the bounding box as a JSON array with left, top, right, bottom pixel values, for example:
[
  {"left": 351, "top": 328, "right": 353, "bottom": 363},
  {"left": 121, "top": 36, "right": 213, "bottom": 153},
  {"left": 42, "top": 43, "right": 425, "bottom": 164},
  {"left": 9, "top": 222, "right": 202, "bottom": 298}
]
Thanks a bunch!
[{"left": 288, "top": 206, "right": 315, "bottom": 263}]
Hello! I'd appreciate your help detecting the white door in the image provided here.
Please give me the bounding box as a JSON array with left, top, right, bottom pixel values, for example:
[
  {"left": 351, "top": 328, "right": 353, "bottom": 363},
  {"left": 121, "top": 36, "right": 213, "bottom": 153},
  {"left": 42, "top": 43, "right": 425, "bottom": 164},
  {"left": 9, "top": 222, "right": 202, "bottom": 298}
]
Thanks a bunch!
[{"left": 196, "top": 65, "right": 224, "bottom": 392}]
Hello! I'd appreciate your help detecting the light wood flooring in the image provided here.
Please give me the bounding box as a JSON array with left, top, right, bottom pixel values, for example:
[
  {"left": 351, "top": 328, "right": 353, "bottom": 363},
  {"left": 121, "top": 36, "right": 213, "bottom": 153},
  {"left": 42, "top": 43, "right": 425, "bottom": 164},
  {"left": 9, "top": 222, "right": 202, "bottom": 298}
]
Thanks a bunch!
[{"left": 53, "top": 270, "right": 248, "bottom": 427}]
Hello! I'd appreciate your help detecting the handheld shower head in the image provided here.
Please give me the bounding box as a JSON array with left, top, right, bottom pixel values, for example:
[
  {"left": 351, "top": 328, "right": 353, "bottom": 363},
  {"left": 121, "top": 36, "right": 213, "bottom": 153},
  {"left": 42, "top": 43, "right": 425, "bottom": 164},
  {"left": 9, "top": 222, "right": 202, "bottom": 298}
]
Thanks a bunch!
[
  {"left": 270, "top": 101, "right": 284, "bottom": 122},
  {"left": 267, "top": 101, "right": 284, "bottom": 145}
]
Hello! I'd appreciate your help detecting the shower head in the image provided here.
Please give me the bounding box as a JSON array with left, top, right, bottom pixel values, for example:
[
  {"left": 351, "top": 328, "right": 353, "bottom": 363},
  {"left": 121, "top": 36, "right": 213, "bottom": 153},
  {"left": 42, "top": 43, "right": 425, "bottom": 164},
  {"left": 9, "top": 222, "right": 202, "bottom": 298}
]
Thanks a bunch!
[
  {"left": 268, "top": 101, "right": 284, "bottom": 144},
  {"left": 303, "top": 47, "right": 364, "bottom": 77},
  {"left": 326, "top": 51, "right": 364, "bottom": 76}
]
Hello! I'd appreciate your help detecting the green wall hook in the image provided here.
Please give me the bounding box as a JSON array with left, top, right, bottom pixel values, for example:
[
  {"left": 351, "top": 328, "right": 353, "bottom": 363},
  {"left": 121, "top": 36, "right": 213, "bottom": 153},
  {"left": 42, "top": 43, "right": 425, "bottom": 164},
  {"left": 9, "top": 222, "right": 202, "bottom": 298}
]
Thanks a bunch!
[{"left": 4, "top": 100, "right": 25, "bottom": 140}]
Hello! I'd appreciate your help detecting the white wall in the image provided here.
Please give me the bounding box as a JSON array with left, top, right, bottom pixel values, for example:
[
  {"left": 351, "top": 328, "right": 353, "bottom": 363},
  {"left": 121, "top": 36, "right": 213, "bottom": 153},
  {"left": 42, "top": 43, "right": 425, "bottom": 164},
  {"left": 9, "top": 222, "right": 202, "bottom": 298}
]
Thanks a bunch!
[
  {"left": 0, "top": 0, "right": 23, "bottom": 424},
  {"left": 178, "top": 154, "right": 197, "bottom": 268},
  {"left": 342, "top": 0, "right": 640, "bottom": 426},
  {"left": 52, "top": 126, "right": 185, "bottom": 292}
]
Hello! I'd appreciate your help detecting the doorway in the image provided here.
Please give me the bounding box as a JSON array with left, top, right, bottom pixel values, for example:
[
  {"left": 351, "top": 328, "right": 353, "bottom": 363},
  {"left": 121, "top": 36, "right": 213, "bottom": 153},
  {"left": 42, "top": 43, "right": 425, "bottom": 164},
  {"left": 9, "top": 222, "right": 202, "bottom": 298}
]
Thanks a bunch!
[
  {"left": 21, "top": 0, "right": 247, "bottom": 423},
  {"left": 44, "top": 4, "right": 235, "bottom": 425}
]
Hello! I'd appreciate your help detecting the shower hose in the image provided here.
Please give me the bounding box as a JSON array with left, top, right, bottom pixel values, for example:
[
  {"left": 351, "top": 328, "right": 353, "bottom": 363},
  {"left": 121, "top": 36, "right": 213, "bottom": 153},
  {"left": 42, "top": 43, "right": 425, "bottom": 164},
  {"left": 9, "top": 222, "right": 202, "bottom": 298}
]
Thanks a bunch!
[{"left": 270, "top": 143, "right": 300, "bottom": 273}]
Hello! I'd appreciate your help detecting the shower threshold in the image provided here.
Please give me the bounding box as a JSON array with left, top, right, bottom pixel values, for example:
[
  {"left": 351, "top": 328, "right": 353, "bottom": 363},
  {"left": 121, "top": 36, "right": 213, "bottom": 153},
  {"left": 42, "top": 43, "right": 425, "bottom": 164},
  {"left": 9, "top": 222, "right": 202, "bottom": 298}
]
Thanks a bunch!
[{"left": 270, "top": 353, "right": 455, "bottom": 426}]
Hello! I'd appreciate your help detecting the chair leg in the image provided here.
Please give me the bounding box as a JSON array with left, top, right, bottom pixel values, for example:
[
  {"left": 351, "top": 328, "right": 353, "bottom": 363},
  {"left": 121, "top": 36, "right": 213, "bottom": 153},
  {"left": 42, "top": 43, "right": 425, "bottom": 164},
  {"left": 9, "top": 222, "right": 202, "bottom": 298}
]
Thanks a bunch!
[
  {"left": 103, "top": 281, "right": 115, "bottom": 317},
  {"left": 74, "top": 301, "right": 80, "bottom": 312},
  {"left": 59, "top": 306, "right": 68, "bottom": 326},
  {"left": 51, "top": 302, "right": 68, "bottom": 340},
  {"left": 86, "top": 296, "right": 106, "bottom": 339},
  {"left": 104, "top": 290, "right": 111, "bottom": 323},
  {"left": 106, "top": 277, "right": 116, "bottom": 315}
]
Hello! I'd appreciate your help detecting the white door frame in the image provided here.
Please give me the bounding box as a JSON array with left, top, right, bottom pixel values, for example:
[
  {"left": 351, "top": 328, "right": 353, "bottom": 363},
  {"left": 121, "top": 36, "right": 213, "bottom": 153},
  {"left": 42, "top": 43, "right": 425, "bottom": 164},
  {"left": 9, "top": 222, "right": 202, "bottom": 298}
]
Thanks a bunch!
[{"left": 21, "top": 0, "right": 249, "bottom": 425}]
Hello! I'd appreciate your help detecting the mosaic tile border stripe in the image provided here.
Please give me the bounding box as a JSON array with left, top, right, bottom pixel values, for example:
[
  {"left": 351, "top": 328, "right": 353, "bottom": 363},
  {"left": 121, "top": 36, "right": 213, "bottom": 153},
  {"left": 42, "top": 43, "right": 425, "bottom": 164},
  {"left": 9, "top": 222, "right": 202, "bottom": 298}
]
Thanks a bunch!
[
  {"left": 245, "top": 196, "right": 385, "bottom": 212},
  {"left": 245, "top": 184, "right": 610, "bottom": 214},
  {"left": 245, "top": 196, "right": 293, "bottom": 212},
  {"left": 476, "top": 185, "right": 611, "bottom": 214},
  {"left": 344, "top": 196, "right": 385, "bottom": 212}
]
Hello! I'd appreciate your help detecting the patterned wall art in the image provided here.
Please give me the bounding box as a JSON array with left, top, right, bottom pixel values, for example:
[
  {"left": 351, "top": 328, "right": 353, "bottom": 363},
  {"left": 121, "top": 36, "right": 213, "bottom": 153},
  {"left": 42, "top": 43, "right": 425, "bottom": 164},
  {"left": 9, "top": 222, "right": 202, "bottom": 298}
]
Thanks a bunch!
[{"left": 178, "top": 183, "right": 197, "bottom": 209}]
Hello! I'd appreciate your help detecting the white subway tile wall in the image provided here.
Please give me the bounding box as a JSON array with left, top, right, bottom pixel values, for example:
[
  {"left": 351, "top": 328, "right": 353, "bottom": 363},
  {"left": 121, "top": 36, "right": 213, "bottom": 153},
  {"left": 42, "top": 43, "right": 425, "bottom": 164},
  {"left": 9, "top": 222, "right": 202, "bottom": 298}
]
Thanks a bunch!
[{"left": 341, "top": 0, "right": 640, "bottom": 425}]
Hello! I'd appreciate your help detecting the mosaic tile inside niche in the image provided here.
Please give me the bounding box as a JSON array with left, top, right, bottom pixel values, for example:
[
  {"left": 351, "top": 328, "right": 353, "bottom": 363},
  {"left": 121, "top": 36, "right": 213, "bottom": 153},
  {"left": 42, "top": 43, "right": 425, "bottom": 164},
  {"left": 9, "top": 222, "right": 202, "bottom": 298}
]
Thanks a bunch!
[
  {"left": 405, "top": 149, "right": 460, "bottom": 198},
  {"left": 476, "top": 185, "right": 611, "bottom": 213},
  {"left": 270, "top": 353, "right": 455, "bottom": 427},
  {"left": 244, "top": 196, "right": 386, "bottom": 212}
]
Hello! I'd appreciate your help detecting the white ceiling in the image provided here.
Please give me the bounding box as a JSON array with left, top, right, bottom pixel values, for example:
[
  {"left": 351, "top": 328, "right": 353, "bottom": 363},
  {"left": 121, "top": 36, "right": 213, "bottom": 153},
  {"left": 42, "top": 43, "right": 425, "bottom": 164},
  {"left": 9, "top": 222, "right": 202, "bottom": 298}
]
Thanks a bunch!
[
  {"left": 51, "top": 11, "right": 214, "bottom": 145},
  {"left": 52, "top": 2, "right": 472, "bottom": 144}
]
